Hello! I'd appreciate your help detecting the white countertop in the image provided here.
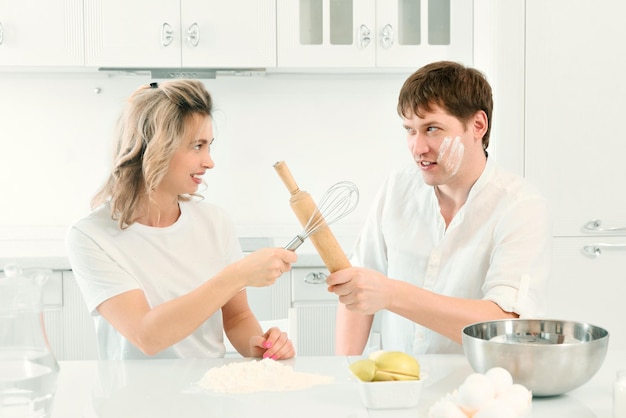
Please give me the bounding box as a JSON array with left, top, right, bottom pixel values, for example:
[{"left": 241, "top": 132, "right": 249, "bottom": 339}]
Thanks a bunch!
[
  {"left": 50, "top": 351, "right": 623, "bottom": 418},
  {"left": 0, "top": 253, "right": 326, "bottom": 271}
]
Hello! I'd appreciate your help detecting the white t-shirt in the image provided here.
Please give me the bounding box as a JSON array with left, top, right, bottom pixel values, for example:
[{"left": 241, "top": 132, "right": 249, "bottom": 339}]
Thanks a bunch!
[
  {"left": 352, "top": 158, "right": 552, "bottom": 355},
  {"left": 65, "top": 199, "right": 243, "bottom": 359}
]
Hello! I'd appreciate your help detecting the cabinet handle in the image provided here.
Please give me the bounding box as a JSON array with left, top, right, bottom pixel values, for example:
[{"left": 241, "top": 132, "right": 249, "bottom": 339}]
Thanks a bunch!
[
  {"left": 0, "top": 22, "right": 3, "bottom": 45},
  {"left": 583, "top": 219, "right": 626, "bottom": 233},
  {"left": 187, "top": 23, "right": 200, "bottom": 47},
  {"left": 582, "top": 243, "right": 626, "bottom": 258},
  {"left": 358, "top": 24, "right": 371, "bottom": 49},
  {"left": 304, "top": 272, "right": 327, "bottom": 285},
  {"left": 161, "top": 23, "right": 174, "bottom": 47},
  {"left": 380, "top": 24, "right": 394, "bottom": 49}
]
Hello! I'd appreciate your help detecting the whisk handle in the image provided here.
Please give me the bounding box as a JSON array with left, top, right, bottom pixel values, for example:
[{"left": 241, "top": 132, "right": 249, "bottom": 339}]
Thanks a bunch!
[{"left": 284, "top": 235, "right": 305, "bottom": 251}]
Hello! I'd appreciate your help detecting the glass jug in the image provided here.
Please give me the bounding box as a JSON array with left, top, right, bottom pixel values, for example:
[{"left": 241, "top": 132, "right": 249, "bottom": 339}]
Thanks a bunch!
[{"left": 0, "top": 264, "right": 60, "bottom": 418}]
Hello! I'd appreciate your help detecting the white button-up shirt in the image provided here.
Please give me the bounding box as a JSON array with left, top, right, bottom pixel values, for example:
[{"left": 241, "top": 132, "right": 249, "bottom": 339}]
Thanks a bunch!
[{"left": 351, "top": 158, "right": 552, "bottom": 354}]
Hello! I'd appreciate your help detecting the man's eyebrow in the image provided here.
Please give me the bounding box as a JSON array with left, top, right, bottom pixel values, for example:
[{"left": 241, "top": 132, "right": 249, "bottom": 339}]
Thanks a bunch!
[
  {"left": 420, "top": 117, "right": 440, "bottom": 125},
  {"left": 403, "top": 120, "right": 434, "bottom": 130}
]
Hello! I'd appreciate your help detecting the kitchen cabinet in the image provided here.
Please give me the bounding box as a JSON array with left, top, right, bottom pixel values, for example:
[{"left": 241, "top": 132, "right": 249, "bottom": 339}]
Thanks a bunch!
[
  {"left": 246, "top": 256, "right": 382, "bottom": 356},
  {"left": 0, "top": 0, "right": 83, "bottom": 67},
  {"left": 84, "top": 0, "right": 276, "bottom": 69},
  {"left": 245, "top": 271, "right": 292, "bottom": 322},
  {"left": 548, "top": 237, "right": 626, "bottom": 349},
  {"left": 291, "top": 266, "right": 338, "bottom": 356},
  {"left": 247, "top": 264, "right": 339, "bottom": 356},
  {"left": 525, "top": 0, "right": 626, "bottom": 237},
  {"left": 277, "top": 0, "right": 473, "bottom": 68},
  {"left": 44, "top": 271, "right": 99, "bottom": 361},
  {"left": 525, "top": 0, "right": 626, "bottom": 348},
  {"left": 49, "top": 265, "right": 339, "bottom": 359}
]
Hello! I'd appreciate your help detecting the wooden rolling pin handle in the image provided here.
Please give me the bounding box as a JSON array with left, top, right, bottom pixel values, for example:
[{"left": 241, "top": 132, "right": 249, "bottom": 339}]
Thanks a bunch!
[
  {"left": 273, "top": 161, "right": 300, "bottom": 196},
  {"left": 274, "top": 161, "right": 315, "bottom": 226}
]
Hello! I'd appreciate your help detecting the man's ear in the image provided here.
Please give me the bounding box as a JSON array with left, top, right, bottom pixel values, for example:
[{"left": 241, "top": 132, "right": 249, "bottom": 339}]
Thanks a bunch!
[{"left": 472, "top": 110, "right": 488, "bottom": 141}]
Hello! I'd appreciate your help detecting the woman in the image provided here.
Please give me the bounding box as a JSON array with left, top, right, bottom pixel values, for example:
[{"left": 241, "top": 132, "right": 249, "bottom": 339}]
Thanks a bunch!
[{"left": 66, "top": 80, "right": 297, "bottom": 360}]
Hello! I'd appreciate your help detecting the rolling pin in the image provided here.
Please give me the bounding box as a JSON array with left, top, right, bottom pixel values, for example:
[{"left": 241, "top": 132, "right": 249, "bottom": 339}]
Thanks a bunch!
[{"left": 273, "top": 161, "right": 351, "bottom": 273}]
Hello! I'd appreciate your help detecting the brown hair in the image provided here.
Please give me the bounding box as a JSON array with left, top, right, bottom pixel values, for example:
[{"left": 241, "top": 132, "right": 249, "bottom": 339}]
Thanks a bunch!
[
  {"left": 92, "top": 79, "right": 213, "bottom": 229},
  {"left": 397, "top": 61, "right": 493, "bottom": 153}
]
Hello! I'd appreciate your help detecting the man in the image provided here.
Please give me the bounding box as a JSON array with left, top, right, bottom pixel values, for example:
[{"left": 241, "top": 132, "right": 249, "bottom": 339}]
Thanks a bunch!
[{"left": 328, "top": 61, "right": 551, "bottom": 355}]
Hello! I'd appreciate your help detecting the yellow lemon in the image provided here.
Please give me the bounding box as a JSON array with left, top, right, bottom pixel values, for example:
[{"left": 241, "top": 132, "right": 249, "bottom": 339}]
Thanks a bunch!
[
  {"left": 372, "top": 369, "right": 420, "bottom": 381},
  {"left": 349, "top": 359, "right": 376, "bottom": 382},
  {"left": 373, "top": 351, "right": 420, "bottom": 379}
]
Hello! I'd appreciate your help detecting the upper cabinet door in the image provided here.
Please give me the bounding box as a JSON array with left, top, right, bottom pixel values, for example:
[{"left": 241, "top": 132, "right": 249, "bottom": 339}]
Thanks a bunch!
[
  {"left": 85, "top": 0, "right": 276, "bottom": 69},
  {"left": 277, "top": 0, "right": 472, "bottom": 68},
  {"left": 0, "top": 0, "right": 83, "bottom": 67},
  {"left": 525, "top": 0, "right": 626, "bottom": 236},
  {"left": 277, "top": 0, "right": 376, "bottom": 67},
  {"left": 85, "top": 0, "right": 181, "bottom": 68},
  {"left": 375, "top": 0, "right": 473, "bottom": 68},
  {"left": 181, "top": 0, "right": 276, "bottom": 68}
]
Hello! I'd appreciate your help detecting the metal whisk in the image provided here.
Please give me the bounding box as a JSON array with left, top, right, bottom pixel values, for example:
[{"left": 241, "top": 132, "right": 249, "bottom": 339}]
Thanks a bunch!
[{"left": 284, "top": 181, "right": 359, "bottom": 251}]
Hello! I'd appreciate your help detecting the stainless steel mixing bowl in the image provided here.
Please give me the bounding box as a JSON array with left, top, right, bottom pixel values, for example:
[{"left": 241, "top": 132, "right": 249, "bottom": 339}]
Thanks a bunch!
[{"left": 462, "top": 319, "right": 609, "bottom": 397}]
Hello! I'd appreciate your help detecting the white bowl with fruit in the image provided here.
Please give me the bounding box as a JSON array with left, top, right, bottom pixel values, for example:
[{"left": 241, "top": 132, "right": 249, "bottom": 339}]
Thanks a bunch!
[{"left": 348, "top": 350, "right": 423, "bottom": 409}]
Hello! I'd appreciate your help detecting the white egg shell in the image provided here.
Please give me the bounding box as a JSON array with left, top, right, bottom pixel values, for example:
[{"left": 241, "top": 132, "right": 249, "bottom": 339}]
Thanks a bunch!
[
  {"left": 485, "top": 367, "right": 513, "bottom": 396},
  {"left": 428, "top": 397, "right": 468, "bottom": 418},
  {"left": 499, "top": 383, "right": 532, "bottom": 414},
  {"left": 456, "top": 373, "right": 496, "bottom": 414},
  {"left": 473, "top": 399, "right": 518, "bottom": 418}
]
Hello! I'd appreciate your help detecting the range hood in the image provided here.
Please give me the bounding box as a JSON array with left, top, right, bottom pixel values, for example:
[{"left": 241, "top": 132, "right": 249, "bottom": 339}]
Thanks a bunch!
[{"left": 98, "top": 67, "right": 267, "bottom": 79}]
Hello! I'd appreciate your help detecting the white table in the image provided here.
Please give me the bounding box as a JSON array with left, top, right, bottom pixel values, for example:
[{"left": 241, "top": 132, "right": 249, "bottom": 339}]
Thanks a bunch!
[{"left": 50, "top": 350, "right": 624, "bottom": 417}]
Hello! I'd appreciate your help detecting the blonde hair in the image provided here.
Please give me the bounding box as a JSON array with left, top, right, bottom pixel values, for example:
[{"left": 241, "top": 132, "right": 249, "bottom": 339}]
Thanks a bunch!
[{"left": 92, "top": 79, "right": 213, "bottom": 229}]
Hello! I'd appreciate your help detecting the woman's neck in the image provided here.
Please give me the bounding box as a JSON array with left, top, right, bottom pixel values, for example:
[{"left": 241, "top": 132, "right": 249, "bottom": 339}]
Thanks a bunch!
[{"left": 135, "top": 194, "right": 181, "bottom": 227}]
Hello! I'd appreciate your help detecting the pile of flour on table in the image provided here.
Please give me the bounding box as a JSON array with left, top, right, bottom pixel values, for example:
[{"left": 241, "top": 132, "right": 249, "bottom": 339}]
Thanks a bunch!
[{"left": 197, "top": 358, "right": 333, "bottom": 393}]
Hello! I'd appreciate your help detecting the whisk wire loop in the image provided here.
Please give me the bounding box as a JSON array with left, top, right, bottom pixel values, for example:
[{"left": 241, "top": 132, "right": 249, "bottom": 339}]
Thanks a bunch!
[{"left": 284, "top": 181, "right": 359, "bottom": 251}]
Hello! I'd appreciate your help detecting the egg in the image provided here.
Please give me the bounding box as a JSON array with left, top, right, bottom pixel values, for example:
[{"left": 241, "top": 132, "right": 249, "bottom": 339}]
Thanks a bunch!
[
  {"left": 485, "top": 367, "right": 513, "bottom": 396},
  {"left": 456, "top": 373, "right": 496, "bottom": 414},
  {"left": 428, "top": 369, "right": 532, "bottom": 418},
  {"left": 428, "top": 396, "right": 468, "bottom": 418},
  {"left": 499, "top": 383, "right": 532, "bottom": 415},
  {"left": 473, "top": 399, "right": 517, "bottom": 418}
]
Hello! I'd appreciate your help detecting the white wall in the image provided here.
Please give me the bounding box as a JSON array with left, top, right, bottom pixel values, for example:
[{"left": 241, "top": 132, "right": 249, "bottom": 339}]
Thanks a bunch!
[
  {"left": 0, "top": 72, "right": 413, "bottom": 251},
  {"left": 0, "top": 1, "right": 527, "bottom": 255}
]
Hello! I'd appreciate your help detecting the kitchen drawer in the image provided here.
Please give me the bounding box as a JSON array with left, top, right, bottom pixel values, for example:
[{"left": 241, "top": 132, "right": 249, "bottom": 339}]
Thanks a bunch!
[{"left": 291, "top": 267, "right": 338, "bottom": 303}]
